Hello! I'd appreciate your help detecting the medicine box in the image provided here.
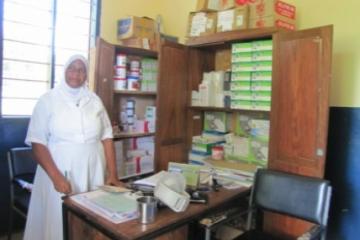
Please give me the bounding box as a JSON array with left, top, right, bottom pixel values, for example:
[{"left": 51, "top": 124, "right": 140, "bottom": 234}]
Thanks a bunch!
[
  {"left": 232, "top": 61, "right": 272, "bottom": 72},
  {"left": 231, "top": 81, "right": 251, "bottom": 91},
  {"left": 251, "top": 71, "right": 272, "bottom": 81},
  {"left": 231, "top": 72, "right": 251, "bottom": 81},
  {"left": 232, "top": 51, "right": 272, "bottom": 63},
  {"left": 203, "top": 111, "right": 229, "bottom": 133},
  {"left": 251, "top": 81, "right": 272, "bottom": 91}
]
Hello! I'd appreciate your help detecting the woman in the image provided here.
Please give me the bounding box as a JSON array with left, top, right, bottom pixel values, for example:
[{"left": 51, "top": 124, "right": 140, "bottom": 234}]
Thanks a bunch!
[{"left": 24, "top": 55, "right": 122, "bottom": 240}]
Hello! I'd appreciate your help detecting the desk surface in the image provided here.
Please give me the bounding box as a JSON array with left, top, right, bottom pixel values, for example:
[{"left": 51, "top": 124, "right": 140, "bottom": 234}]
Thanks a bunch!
[{"left": 62, "top": 187, "right": 250, "bottom": 240}]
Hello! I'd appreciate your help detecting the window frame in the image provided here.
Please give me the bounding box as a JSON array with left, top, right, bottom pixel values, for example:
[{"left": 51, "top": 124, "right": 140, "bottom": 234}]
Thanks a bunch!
[{"left": 0, "top": 0, "right": 101, "bottom": 118}]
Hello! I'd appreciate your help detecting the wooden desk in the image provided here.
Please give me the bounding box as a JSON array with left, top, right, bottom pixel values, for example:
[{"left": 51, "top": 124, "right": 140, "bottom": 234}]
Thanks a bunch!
[{"left": 62, "top": 187, "right": 250, "bottom": 240}]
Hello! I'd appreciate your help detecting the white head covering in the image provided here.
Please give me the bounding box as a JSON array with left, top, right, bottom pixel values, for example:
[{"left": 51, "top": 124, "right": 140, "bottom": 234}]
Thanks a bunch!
[{"left": 59, "top": 54, "right": 90, "bottom": 105}]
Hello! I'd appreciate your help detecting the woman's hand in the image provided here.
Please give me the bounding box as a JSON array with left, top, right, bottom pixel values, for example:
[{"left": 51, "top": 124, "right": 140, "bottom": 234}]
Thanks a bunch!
[
  {"left": 53, "top": 173, "right": 72, "bottom": 194},
  {"left": 105, "top": 176, "right": 126, "bottom": 187}
]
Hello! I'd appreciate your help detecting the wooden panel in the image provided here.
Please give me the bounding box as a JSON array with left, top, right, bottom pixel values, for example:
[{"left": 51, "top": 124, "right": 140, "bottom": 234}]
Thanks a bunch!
[
  {"left": 269, "top": 25, "right": 333, "bottom": 177},
  {"left": 186, "top": 27, "right": 278, "bottom": 47},
  {"left": 157, "top": 144, "right": 186, "bottom": 170},
  {"left": 155, "top": 225, "right": 188, "bottom": 240},
  {"left": 68, "top": 212, "right": 111, "bottom": 240},
  {"left": 94, "top": 38, "right": 115, "bottom": 120},
  {"left": 266, "top": 25, "right": 333, "bottom": 238},
  {"left": 69, "top": 211, "right": 187, "bottom": 240},
  {"left": 156, "top": 41, "right": 188, "bottom": 170}
]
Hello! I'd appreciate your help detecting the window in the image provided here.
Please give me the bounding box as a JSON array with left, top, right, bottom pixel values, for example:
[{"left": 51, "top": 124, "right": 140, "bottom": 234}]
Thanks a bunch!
[{"left": 0, "top": 0, "right": 99, "bottom": 116}]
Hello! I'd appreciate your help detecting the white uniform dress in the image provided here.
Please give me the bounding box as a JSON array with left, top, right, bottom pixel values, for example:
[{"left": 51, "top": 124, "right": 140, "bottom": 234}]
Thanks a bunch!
[{"left": 23, "top": 84, "right": 113, "bottom": 240}]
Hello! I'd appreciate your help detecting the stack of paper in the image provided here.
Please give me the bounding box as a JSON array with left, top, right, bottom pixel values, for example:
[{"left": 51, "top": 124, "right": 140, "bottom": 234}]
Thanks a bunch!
[{"left": 71, "top": 190, "right": 138, "bottom": 224}]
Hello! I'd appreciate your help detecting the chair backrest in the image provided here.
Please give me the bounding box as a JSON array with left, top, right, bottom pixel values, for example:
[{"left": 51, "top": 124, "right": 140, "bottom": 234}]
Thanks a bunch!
[
  {"left": 8, "top": 147, "right": 37, "bottom": 180},
  {"left": 253, "top": 169, "right": 332, "bottom": 226}
]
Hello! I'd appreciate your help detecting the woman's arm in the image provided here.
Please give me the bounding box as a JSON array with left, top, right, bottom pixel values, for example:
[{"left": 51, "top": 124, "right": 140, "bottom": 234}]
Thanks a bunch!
[
  {"left": 102, "top": 138, "right": 124, "bottom": 186},
  {"left": 32, "top": 143, "right": 71, "bottom": 194}
]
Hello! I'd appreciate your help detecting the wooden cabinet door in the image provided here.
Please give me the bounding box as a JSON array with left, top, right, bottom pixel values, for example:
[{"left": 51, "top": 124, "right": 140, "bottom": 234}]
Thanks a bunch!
[
  {"left": 155, "top": 41, "right": 188, "bottom": 171},
  {"left": 93, "top": 38, "right": 115, "bottom": 120},
  {"left": 266, "top": 26, "right": 333, "bottom": 238}
]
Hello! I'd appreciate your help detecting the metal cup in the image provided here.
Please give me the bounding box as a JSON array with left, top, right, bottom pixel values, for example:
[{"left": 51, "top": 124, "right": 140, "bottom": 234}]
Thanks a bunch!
[{"left": 137, "top": 196, "right": 157, "bottom": 224}]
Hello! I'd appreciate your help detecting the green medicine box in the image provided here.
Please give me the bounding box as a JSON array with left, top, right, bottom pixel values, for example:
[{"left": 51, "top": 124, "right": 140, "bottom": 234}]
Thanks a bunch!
[
  {"left": 232, "top": 72, "right": 251, "bottom": 81},
  {"left": 251, "top": 81, "right": 272, "bottom": 91},
  {"left": 231, "top": 81, "right": 251, "bottom": 91},
  {"left": 251, "top": 71, "right": 272, "bottom": 81}
]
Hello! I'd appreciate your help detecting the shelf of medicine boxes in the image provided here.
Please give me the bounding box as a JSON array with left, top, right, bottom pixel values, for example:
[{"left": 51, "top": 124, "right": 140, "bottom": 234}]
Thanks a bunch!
[
  {"left": 114, "top": 90, "right": 157, "bottom": 96},
  {"left": 113, "top": 132, "right": 155, "bottom": 140},
  {"left": 189, "top": 106, "right": 270, "bottom": 114},
  {"left": 186, "top": 27, "right": 279, "bottom": 47}
]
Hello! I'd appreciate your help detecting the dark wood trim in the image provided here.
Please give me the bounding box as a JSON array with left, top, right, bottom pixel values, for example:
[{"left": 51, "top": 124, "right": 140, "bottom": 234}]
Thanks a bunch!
[
  {"left": 114, "top": 45, "right": 158, "bottom": 58},
  {"left": 114, "top": 90, "right": 157, "bottom": 96},
  {"left": 113, "top": 132, "right": 155, "bottom": 140},
  {"left": 186, "top": 27, "right": 279, "bottom": 47},
  {"left": 189, "top": 106, "right": 271, "bottom": 114}
]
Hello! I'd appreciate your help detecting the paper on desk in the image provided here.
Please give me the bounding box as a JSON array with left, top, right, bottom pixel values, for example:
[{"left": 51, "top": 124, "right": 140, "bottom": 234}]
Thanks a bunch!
[
  {"left": 71, "top": 190, "right": 138, "bottom": 224},
  {"left": 133, "top": 170, "right": 167, "bottom": 187}
]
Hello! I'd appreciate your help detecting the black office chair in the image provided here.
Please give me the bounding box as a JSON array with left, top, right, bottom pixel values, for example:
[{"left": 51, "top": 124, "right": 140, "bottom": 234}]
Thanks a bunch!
[
  {"left": 234, "top": 169, "right": 332, "bottom": 240},
  {"left": 7, "top": 147, "right": 37, "bottom": 240}
]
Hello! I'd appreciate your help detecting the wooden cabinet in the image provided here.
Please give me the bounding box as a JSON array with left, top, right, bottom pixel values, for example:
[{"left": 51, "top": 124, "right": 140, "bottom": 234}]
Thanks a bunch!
[
  {"left": 90, "top": 38, "right": 188, "bottom": 177},
  {"left": 185, "top": 26, "right": 333, "bottom": 238},
  {"left": 91, "top": 25, "right": 332, "bottom": 237}
]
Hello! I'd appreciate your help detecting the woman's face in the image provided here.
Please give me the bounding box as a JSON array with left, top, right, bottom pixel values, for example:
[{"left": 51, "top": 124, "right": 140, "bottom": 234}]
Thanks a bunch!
[{"left": 65, "top": 59, "right": 87, "bottom": 88}]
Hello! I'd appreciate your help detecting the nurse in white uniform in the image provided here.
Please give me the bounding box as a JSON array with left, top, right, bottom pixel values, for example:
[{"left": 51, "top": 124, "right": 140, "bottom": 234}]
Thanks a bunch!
[{"left": 23, "top": 55, "right": 123, "bottom": 240}]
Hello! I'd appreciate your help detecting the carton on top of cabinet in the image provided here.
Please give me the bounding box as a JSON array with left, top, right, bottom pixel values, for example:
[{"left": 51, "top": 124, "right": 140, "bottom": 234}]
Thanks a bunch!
[
  {"left": 249, "top": 0, "right": 296, "bottom": 19},
  {"left": 188, "top": 11, "right": 217, "bottom": 37},
  {"left": 249, "top": 15, "right": 295, "bottom": 31},
  {"left": 117, "top": 16, "right": 156, "bottom": 40},
  {"left": 217, "top": 6, "right": 249, "bottom": 32},
  {"left": 196, "top": 0, "right": 239, "bottom": 11}
]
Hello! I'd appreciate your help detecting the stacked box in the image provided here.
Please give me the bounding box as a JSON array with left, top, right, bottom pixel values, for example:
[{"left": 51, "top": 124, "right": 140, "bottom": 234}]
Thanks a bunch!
[
  {"left": 231, "top": 39, "right": 273, "bottom": 111},
  {"left": 203, "top": 111, "right": 230, "bottom": 133},
  {"left": 230, "top": 114, "right": 270, "bottom": 165},
  {"left": 141, "top": 58, "right": 158, "bottom": 91}
]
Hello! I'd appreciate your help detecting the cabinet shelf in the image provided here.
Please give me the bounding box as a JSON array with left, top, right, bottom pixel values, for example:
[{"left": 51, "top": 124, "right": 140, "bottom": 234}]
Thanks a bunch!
[
  {"left": 114, "top": 45, "right": 158, "bottom": 58},
  {"left": 189, "top": 106, "right": 270, "bottom": 113},
  {"left": 186, "top": 27, "right": 279, "bottom": 47},
  {"left": 113, "top": 132, "right": 155, "bottom": 140},
  {"left": 114, "top": 90, "right": 157, "bottom": 96}
]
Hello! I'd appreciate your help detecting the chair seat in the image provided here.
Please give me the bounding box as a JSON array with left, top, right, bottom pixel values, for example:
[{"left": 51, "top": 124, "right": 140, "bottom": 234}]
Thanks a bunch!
[{"left": 234, "top": 229, "right": 278, "bottom": 240}]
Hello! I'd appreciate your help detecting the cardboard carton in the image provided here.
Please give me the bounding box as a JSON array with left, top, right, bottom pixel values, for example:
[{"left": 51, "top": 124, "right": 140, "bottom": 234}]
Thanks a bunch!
[
  {"left": 217, "top": 6, "right": 249, "bottom": 32},
  {"left": 197, "top": 0, "right": 250, "bottom": 11},
  {"left": 249, "top": 0, "right": 296, "bottom": 19},
  {"left": 188, "top": 11, "right": 217, "bottom": 37},
  {"left": 249, "top": 15, "right": 295, "bottom": 30},
  {"left": 120, "top": 37, "right": 158, "bottom": 51},
  {"left": 117, "top": 16, "right": 156, "bottom": 40},
  {"left": 196, "top": 0, "right": 221, "bottom": 11}
]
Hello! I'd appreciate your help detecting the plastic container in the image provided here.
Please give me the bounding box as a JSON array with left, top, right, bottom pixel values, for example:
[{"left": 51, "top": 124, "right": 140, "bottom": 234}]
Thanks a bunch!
[
  {"left": 113, "top": 77, "right": 127, "bottom": 90},
  {"left": 127, "top": 77, "right": 140, "bottom": 90},
  {"left": 116, "top": 54, "right": 127, "bottom": 67},
  {"left": 115, "top": 66, "right": 126, "bottom": 78},
  {"left": 130, "top": 60, "right": 140, "bottom": 70},
  {"left": 212, "top": 146, "right": 224, "bottom": 160}
]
